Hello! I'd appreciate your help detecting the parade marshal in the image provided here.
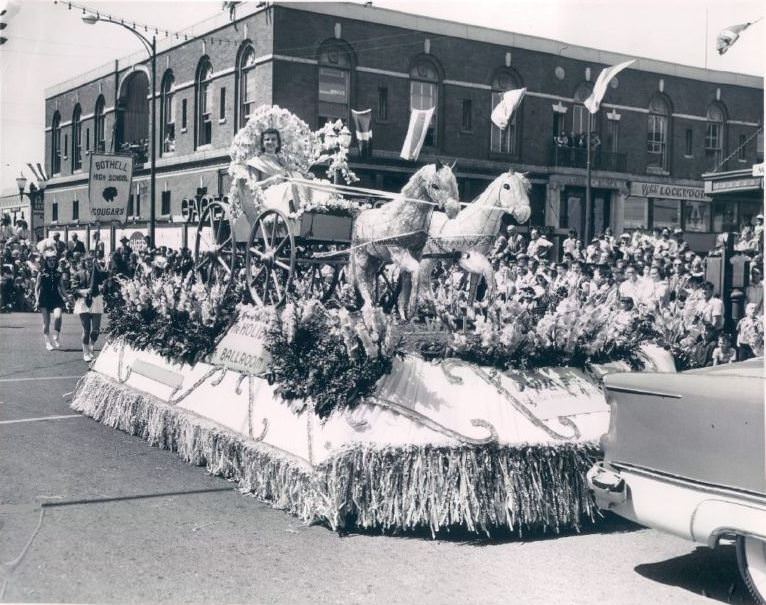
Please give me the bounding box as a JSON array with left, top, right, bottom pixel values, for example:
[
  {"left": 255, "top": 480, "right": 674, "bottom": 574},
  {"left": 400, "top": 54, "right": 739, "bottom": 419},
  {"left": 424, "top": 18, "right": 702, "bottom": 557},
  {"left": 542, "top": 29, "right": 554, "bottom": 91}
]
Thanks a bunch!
[{"left": 87, "top": 153, "right": 134, "bottom": 224}]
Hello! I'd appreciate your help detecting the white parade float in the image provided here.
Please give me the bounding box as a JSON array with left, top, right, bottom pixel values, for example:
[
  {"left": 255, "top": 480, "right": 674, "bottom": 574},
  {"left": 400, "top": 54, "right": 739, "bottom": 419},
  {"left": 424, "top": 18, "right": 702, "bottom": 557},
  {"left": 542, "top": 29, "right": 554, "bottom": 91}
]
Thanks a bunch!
[{"left": 71, "top": 105, "right": 678, "bottom": 536}]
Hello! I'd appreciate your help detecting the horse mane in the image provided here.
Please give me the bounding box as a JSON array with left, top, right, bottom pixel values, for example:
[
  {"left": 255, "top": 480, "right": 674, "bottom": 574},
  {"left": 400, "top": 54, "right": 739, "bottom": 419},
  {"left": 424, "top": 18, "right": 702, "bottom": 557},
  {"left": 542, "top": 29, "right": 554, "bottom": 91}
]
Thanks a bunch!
[{"left": 401, "top": 164, "right": 431, "bottom": 200}]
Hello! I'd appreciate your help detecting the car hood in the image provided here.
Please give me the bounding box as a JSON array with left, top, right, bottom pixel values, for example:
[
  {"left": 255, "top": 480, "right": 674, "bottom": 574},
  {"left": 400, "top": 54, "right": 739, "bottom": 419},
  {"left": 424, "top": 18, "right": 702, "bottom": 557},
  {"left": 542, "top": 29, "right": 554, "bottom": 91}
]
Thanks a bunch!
[{"left": 683, "top": 357, "right": 764, "bottom": 378}]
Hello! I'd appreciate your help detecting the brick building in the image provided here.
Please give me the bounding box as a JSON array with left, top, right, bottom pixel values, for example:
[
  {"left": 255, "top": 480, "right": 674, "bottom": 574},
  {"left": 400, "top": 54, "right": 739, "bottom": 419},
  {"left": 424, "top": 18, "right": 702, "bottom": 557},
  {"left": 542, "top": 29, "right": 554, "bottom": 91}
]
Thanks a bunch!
[{"left": 42, "top": 2, "right": 763, "bottom": 256}]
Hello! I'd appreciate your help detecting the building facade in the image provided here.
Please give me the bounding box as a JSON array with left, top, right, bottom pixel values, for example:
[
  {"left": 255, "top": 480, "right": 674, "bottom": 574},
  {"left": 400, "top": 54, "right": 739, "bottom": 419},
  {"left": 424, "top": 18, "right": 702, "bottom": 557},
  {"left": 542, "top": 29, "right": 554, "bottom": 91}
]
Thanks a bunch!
[{"left": 42, "top": 2, "right": 764, "bottom": 256}]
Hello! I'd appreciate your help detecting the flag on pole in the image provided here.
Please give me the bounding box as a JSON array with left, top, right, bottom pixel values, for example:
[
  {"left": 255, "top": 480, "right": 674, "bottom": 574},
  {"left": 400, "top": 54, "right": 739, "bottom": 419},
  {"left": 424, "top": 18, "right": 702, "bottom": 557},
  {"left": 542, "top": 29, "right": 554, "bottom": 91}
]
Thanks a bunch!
[
  {"left": 400, "top": 107, "right": 435, "bottom": 161},
  {"left": 351, "top": 108, "right": 372, "bottom": 157},
  {"left": 584, "top": 59, "right": 635, "bottom": 114},
  {"left": 716, "top": 21, "right": 755, "bottom": 55},
  {"left": 491, "top": 87, "right": 526, "bottom": 130}
]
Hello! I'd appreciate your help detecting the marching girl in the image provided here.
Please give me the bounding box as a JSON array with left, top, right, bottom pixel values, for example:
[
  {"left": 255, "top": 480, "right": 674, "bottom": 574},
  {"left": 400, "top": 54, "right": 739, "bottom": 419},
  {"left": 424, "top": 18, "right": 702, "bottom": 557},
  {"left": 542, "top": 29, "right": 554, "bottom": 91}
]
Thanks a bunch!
[
  {"left": 71, "top": 254, "right": 109, "bottom": 362},
  {"left": 35, "top": 249, "right": 68, "bottom": 351}
]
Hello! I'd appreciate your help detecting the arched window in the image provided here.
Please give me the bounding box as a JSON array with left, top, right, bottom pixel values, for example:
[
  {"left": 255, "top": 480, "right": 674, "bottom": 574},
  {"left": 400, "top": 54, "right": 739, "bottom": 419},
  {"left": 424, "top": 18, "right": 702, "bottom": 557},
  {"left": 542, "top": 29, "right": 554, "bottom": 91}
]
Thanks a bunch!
[
  {"left": 317, "top": 40, "right": 353, "bottom": 127},
  {"left": 490, "top": 70, "right": 522, "bottom": 155},
  {"left": 196, "top": 58, "right": 213, "bottom": 148},
  {"left": 236, "top": 43, "right": 257, "bottom": 129},
  {"left": 409, "top": 57, "right": 440, "bottom": 147},
  {"left": 160, "top": 71, "right": 176, "bottom": 154},
  {"left": 51, "top": 112, "right": 61, "bottom": 174},
  {"left": 72, "top": 104, "right": 82, "bottom": 171},
  {"left": 705, "top": 102, "right": 725, "bottom": 168},
  {"left": 94, "top": 96, "right": 106, "bottom": 152},
  {"left": 572, "top": 82, "right": 593, "bottom": 137},
  {"left": 647, "top": 95, "right": 671, "bottom": 172}
]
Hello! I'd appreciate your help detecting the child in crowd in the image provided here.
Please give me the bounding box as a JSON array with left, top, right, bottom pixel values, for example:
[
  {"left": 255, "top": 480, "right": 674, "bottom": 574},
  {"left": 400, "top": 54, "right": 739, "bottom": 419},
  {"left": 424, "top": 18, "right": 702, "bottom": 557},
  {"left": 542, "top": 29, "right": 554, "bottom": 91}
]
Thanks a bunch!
[{"left": 711, "top": 333, "right": 737, "bottom": 365}]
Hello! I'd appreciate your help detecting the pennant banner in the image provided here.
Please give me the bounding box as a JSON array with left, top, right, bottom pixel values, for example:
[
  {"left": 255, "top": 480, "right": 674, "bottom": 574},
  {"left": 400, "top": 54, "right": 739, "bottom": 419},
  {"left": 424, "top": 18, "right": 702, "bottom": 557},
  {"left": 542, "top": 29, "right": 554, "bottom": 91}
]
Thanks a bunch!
[
  {"left": 584, "top": 59, "right": 635, "bottom": 114},
  {"left": 491, "top": 87, "right": 526, "bottom": 130},
  {"left": 716, "top": 21, "right": 753, "bottom": 55},
  {"left": 400, "top": 107, "right": 435, "bottom": 161},
  {"left": 351, "top": 108, "right": 372, "bottom": 156}
]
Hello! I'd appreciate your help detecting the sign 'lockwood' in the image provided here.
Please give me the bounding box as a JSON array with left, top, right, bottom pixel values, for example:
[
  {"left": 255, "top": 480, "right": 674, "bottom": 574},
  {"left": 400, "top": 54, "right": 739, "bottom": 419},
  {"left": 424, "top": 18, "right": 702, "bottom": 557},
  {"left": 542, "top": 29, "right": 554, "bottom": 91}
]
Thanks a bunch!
[
  {"left": 210, "top": 309, "right": 271, "bottom": 375},
  {"left": 88, "top": 153, "right": 134, "bottom": 223},
  {"left": 630, "top": 181, "right": 711, "bottom": 201}
]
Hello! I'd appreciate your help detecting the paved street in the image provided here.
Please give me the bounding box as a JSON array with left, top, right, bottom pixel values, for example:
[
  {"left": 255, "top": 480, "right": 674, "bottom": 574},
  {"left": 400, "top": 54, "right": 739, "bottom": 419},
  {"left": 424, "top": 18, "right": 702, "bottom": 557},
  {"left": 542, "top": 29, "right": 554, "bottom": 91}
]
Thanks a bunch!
[{"left": 0, "top": 312, "right": 754, "bottom": 604}]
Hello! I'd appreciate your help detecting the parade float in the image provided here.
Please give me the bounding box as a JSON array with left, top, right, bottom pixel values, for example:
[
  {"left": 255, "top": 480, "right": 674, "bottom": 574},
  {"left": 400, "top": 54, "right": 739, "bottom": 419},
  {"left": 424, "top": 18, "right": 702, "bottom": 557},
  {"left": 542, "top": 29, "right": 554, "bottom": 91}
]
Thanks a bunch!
[{"left": 71, "top": 106, "right": 677, "bottom": 537}]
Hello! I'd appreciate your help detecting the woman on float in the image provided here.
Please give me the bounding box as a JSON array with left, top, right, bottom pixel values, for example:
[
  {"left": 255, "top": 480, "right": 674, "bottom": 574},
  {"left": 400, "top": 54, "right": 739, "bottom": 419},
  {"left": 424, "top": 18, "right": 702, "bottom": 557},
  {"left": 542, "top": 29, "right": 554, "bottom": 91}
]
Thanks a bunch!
[
  {"left": 71, "top": 253, "right": 109, "bottom": 361},
  {"left": 35, "top": 249, "right": 68, "bottom": 351}
]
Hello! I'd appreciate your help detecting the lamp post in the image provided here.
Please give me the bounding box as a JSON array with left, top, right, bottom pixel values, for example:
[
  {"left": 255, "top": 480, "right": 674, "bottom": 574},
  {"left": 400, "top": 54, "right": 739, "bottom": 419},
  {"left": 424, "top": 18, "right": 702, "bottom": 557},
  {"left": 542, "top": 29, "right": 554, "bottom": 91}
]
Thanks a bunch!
[
  {"left": 16, "top": 172, "right": 46, "bottom": 242},
  {"left": 82, "top": 12, "right": 157, "bottom": 248}
]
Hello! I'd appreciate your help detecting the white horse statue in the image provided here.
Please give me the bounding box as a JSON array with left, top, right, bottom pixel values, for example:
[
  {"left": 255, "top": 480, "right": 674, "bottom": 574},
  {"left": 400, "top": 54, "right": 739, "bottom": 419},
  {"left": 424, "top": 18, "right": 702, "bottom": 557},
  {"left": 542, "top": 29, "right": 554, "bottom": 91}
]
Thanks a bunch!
[
  {"left": 420, "top": 169, "right": 532, "bottom": 302},
  {"left": 350, "top": 160, "right": 460, "bottom": 319}
]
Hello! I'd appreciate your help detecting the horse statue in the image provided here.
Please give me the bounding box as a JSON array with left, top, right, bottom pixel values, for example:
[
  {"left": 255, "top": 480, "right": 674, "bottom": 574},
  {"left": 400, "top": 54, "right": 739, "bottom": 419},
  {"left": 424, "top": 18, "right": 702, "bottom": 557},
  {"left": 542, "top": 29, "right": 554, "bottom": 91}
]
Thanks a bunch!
[
  {"left": 350, "top": 160, "right": 460, "bottom": 319},
  {"left": 420, "top": 169, "right": 532, "bottom": 302}
]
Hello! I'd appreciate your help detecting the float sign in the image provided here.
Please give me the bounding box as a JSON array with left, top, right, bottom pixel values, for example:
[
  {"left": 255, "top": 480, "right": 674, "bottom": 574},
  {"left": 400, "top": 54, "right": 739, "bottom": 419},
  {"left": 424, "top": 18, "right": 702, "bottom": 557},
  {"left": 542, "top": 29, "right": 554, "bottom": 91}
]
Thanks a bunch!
[
  {"left": 88, "top": 153, "right": 134, "bottom": 224},
  {"left": 210, "top": 309, "right": 272, "bottom": 375}
]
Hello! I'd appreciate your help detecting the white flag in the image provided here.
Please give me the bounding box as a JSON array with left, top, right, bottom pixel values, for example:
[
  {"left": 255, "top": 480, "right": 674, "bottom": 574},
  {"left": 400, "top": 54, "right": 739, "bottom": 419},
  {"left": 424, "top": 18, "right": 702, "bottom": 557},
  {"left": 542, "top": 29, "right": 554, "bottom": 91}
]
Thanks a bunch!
[
  {"left": 400, "top": 107, "right": 435, "bottom": 161},
  {"left": 491, "top": 87, "right": 526, "bottom": 130},
  {"left": 584, "top": 59, "right": 635, "bottom": 114},
  {"left": 716, "top": 22, "right": 753, "bottom": 55}
]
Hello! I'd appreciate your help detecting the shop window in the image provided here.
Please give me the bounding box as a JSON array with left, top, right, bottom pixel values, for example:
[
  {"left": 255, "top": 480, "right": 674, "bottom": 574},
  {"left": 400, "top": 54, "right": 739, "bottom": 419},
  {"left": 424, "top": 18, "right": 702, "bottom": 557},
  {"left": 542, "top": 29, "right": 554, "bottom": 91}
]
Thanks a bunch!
[
  {"left": 683, "top": 200, "right": 711, "bottom": 232},
  {"left": 410, "top": 57, "right": 440, "bottom": 147},
  {"left": 652, "top": 198, "right": 681, "bottom": 230},
  {"left": 684, "top": 129, "right": 693, "bottom": 157},
  {"left": 52, "top": 201, "right": 59, "bottom": 222},
  {"left": 490, "top": 70, "right": 521, "bottom": 154},
  {"left": 72, "top": 105, "right": 82, "bottom": 170},
  {"left": 738, "top": 134, "right": 747, "bottom": 161},
  {"left": 196, "top": 57, "right": 213, "bottom": 147},
  {"left": 161, "top": 190, "right": 171, "bottom": 216},
  {"left": 623, "top": 197, "right": 649, "bottom": 229},
  {"left": 713, "top": 200, "right": 737, "bottom": 232},
  {"left": 318, "top": 40, "right": 352, "bottom": 127},
  {"left": 378, "top": 87, "right": 388, "bottom": 121},
  {"left": 219, "top": 87, "right": 226, "bottom": 121},
  {"left": 559, "top": 191, "right": 584, "bottom": 232},
  {"left": 72, "top": 200, "right": 79, "bottom": 221},
  {"left": 461, "top": 99, "right": 472, "bottom": 131},
  {"left": 160, "top": 71, "right": 176, "bottom": 154},
  {"left": 51, "top": 112, "right": 62, "bottom": 174},
  {"left": 94, "top": 95, "right": 106, "bottom": 152},
  {"left": 236, "top": 43, "right": 257, "bottom": 129},
  {"left": 647, "top": 95, "right": 670, "bottom": 172}
]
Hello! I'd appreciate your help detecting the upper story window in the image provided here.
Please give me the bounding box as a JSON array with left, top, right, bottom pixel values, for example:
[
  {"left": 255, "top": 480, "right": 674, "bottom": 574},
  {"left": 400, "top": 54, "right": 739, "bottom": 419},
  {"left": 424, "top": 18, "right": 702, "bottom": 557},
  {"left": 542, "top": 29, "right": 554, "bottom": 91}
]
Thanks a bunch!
[
  {"left": 647, "top": 94, "right": 671, "bottom": 172},
  {"left": 161, "top": 71, "right": 176, "bottom": 154},
  {"left": 72, "top": 104, "right": 82, "bottom": 171},
  {"left": 94, "top": 96, "right": 106, "bottom": 152},
  {"left": 51, "top": 111, "right": 61, "bottom": 174},
  {"left": 237, "top": 43, "right": 257, "bottom": 129},
  {"left": 571, "top": 82, "right": 593, "bottom": 138},
  {"left": 317, "top": 40, "right": 353, "bottom": 127},
  {"left": 409, "top": 57, "right": 440, "bottom": 147},
  {"left": 705, "top": 103, "right": 725, "bottom": 169},
  {"left": 196, "top": 58, "right": 214, "bottom": 148},
  {"left": 490, "top": 70, "right": 522, "bottom": 155}
]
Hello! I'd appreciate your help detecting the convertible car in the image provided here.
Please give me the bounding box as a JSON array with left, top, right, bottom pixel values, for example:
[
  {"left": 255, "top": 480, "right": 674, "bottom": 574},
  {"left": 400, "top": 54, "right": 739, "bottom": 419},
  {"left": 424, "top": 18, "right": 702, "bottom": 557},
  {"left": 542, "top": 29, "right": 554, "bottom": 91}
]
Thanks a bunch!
[{"left": 588, "top": 357, "right": 765, "bottom": 603}]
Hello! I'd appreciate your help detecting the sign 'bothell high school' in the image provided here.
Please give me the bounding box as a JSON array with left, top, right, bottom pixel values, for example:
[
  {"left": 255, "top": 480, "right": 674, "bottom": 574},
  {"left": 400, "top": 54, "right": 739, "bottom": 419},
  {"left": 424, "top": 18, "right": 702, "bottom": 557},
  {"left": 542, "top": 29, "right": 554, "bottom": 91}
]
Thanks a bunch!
[{"left": 88, "top": 153, "right": 134, "bottom": 223}]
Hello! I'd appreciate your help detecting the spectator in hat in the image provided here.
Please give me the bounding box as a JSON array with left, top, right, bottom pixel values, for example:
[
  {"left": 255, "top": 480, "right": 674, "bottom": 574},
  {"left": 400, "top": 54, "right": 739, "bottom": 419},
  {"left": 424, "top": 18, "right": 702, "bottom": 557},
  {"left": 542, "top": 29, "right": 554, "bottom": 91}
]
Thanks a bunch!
[{"left": 70, "top": 233, "right": 86, "bottom": 256}]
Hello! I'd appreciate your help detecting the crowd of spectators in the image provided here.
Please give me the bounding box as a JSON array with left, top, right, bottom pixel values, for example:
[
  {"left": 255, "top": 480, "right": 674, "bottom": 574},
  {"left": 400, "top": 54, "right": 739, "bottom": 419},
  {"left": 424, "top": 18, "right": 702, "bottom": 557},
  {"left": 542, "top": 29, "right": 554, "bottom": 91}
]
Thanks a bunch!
[{"left": 483, "top": 219, "right": 764, "bottom": 364}]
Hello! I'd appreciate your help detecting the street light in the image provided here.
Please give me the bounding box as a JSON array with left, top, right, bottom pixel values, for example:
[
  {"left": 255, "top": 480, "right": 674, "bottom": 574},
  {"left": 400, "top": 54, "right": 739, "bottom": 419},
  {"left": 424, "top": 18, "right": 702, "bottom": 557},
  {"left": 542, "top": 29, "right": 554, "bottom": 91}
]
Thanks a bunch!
[
  {"left": 16, "top": 171, "right": 46, "bottom": 240},
  {"left": 82, "top": 11, "right": 157, "bottom": 248}
]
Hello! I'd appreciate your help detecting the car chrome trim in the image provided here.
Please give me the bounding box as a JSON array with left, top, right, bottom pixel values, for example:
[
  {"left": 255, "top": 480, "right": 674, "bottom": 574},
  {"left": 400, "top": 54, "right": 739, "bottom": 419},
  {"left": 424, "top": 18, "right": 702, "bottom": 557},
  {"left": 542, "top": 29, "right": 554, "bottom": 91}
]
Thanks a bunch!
[
  {"left": 608, "top": 461, "right": 766, "bottom": 503},
  {"left": 605, "top": 386, "right": 683, "bottom": 399}
]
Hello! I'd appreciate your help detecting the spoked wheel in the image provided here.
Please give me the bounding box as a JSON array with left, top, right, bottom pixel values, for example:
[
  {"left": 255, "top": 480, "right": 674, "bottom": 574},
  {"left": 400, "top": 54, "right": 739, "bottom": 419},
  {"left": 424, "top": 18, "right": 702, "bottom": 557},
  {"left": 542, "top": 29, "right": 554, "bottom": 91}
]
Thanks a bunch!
[
  {"left": 737, "top": 535, "right": 766, "bottom": 604},
  {"left": 294, "top": 260, "right": 341, "bottom": 303},
  {"left": 193, "top": 201, "right": 235, "bottom": 291},
  {"left": 245, "top": 208, "right": 295, "bottom": 307},
  {"left": 374, "top": 263, "right": 401, "bottom": 313}
]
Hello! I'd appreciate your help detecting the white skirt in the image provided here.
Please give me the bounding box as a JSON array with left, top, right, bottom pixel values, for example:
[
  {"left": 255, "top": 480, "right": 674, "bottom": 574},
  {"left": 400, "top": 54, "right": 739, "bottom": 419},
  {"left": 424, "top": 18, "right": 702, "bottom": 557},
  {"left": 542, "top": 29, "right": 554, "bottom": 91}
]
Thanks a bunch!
[{"left": 74, "top": 294, "right": 104, "bottom": 315}]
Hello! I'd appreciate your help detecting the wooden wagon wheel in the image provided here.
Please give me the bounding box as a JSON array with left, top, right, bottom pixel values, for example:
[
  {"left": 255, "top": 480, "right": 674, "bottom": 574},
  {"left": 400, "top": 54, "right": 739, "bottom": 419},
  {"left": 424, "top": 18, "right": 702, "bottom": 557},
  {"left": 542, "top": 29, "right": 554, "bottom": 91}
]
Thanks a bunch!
[
  {"left": 294, "top": 259, "right": 341, "bottom": 302},
  {"left": 245, "top": 208, "right": 295, "bottom": 307},
  {"left": 193, "top": 201, "right": 235, "bottom": 291}
]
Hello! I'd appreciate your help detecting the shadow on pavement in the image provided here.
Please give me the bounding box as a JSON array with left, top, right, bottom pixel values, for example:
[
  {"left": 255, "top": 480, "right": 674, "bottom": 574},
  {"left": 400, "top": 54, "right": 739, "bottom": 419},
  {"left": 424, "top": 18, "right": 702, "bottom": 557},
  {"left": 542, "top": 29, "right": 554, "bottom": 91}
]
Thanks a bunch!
[
  {"left": 337, "top": 511, "right": 642, "bottom": 545},
  {"left": 635, "top": 544, "right": 754, "bottom": 604}
]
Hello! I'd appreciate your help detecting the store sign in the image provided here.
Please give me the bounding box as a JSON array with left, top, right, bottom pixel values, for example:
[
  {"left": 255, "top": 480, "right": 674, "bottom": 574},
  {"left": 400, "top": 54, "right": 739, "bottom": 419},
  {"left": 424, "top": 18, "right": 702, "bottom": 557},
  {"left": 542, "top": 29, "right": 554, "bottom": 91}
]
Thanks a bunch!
[
  {"left": 210, "top": 309, "right": 271, "bottom": 375},
  {"left": 181, "top": 195, "right": 227, "bottom": 223},
  {"left": 709, "top": 177, "right": 763, "bottom": 193},
  {"left": 630, "top": 181, "right": 710, "bottom": 201},
  {"left": 88, "top": 153, "right": 134, "bottom": 223}
]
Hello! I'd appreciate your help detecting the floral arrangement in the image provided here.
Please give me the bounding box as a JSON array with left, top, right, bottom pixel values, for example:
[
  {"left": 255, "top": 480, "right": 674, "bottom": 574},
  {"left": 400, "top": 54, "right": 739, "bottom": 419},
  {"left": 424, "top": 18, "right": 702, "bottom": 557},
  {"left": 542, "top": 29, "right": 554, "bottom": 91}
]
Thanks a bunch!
[
  {"left": 314, "top": 119, "right": 358, "bottom": 185},
  {"left": 255, "top": 299, "right": 401, "bottom": 418},
  {"left": 107, "top": 270, "right": 240, "bottom": 366}
]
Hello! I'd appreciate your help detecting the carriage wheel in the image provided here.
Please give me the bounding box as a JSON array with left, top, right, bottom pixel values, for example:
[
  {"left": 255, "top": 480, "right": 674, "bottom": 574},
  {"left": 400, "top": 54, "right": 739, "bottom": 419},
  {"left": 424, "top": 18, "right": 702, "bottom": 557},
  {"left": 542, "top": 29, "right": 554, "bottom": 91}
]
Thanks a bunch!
[
  {"left": 375, "top": 264, "right": 402, "bottom": 312},
  {"left": 246, "top": 208, "right": 295, "bottom": 307},
  {"left": 193, "top": 201, "right": 235, "bottom": 291},
  {"left": 294, "top": 260, "right": 341, "bottom": 303}
]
